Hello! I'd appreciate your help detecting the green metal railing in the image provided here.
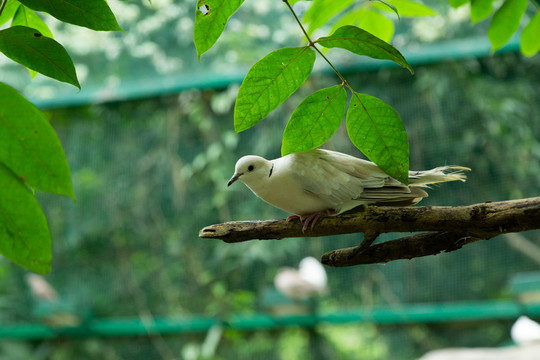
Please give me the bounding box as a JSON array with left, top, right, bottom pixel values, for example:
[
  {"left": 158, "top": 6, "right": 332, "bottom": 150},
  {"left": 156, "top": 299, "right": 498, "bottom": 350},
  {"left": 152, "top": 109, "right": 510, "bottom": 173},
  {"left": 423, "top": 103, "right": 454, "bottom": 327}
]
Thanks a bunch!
[{"left": 2, "top": 299, "right": 539, "bottom": 340}]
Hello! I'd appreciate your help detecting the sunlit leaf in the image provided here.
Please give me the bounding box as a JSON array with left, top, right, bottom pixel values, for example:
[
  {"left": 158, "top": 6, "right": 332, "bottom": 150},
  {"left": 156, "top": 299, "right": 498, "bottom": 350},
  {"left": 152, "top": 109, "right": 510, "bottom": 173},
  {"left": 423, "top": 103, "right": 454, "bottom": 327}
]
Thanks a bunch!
[
  {"left": 0, "top": 163, "right": 51, "bottom": 274},
  {"left": 0, "top": 82, "right": 75, "bottom": 199},
  {"left": 234, "top": 46, "right": 316, "bottom": 133},
  {"left": 305, "top": 0, "right": 354, "bottom": 34},
  {"left": 317, "top": 25, "right": 413, "bottom": 74},
  {"left": 282, "top": 85, "right": 347, "bottom": 155},
  {"left": 520, "top": 12, "right": 540, "bottom": 57},
  {"left": 18, "top": 0, "right": 122, "bottom": 31},
  {"left": 0, "top": 0, "right": 20, "bottom": 27},
  {"left": 356, "top": 8, "right": 394, "bottom": 43},
  {"left": 346, "top": 92, "right": 409, "bottom": 184},
  {"left": 448, "top": 0, "right": 469, "bottom": 8},
  {"left": 470, "top": 0, "right": 494, "bottom": 23},
  {"left": 488, "top": 0, "right": 527, "bottom": 51},
  {"left": 194, "top": 0, "right": 245, "bottom": 60},
  {"left": 373, "top": 0, "right": 400, "bottom": 19},
  {"left": 373, "top": 0, "right": 437, "bottom": 17},
  {"left": 0, "top": 26, "right": 79, "bottom": 88},
  {"left": 12, "top": 5, "right": 54, "bottom": 38}
]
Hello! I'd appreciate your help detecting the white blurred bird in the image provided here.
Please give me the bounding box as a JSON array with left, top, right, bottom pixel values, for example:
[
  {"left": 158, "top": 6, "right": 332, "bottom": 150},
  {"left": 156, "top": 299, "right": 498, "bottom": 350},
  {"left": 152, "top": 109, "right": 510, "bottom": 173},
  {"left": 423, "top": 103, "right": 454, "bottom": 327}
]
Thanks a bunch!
[
  {"left": 511, "top": 316, "right": 540, "bottom": 345},
  {"left": 228, "top": 149, "right": 469, "bottom": 231},
  {"left": 274, "top": 256, "right": 328, "bottom": 299}
]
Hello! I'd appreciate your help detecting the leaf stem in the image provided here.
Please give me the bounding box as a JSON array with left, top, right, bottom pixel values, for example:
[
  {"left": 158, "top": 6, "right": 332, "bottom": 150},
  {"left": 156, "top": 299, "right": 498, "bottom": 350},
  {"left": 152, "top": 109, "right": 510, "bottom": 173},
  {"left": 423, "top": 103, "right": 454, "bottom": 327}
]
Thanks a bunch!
[{"left": 282, "top": 0, "right": 351, "bottom": 89}]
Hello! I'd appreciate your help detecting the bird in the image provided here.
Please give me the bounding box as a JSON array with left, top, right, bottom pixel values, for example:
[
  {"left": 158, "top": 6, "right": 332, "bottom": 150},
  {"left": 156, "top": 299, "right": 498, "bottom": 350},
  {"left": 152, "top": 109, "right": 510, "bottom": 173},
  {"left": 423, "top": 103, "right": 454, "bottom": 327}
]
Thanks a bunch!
[
  {"left": 227, "top": 148, "right": 470, "bottom": 231},
  {"left": 274, "top": 256, "right": 328, "bottom": 299},
  {"left": 511, "top": 316, "right": 540, "bottom": 345}
]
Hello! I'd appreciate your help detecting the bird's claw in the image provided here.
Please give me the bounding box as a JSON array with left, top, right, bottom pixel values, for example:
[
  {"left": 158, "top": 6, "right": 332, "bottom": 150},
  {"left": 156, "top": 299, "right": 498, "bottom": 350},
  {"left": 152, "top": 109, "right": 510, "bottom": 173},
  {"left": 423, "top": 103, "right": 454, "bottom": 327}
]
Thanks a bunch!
[{"left": 287, "top": 210, "right": 337, "bottom": 233}]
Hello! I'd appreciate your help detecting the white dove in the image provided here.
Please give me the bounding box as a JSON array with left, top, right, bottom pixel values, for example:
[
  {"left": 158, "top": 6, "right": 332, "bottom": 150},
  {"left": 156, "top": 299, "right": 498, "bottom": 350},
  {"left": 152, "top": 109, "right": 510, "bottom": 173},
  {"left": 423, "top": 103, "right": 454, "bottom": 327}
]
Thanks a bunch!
[
  {"left": 274, "top": 256, "right": 328, "bottom": 299},
  {"left": 227, "top": 149, "right": 469, "bottom": 231}
]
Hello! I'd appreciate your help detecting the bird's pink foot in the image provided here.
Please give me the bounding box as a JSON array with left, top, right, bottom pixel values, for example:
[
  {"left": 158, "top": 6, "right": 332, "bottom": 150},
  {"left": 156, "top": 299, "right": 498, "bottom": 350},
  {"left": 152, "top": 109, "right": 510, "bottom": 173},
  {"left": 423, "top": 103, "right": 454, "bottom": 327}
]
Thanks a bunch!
[{"left": 287, "top": 209, "right": 337, "bottom": 232}]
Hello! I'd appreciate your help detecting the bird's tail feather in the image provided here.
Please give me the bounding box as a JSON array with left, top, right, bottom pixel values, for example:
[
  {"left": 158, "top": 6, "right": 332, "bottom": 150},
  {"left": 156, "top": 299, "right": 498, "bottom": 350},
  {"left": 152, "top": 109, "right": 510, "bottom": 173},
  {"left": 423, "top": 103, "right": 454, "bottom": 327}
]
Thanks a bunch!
[{"left": 408, "top": 166, "right": 470, "bottom": 187}]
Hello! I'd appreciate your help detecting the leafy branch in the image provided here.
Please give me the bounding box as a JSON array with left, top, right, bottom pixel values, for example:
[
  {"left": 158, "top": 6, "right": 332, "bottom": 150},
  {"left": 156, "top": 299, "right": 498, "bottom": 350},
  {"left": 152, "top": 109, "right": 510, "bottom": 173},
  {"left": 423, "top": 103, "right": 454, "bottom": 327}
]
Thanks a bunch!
[{"left": 0, "top": 0, "right": 122, "bottom": 273}]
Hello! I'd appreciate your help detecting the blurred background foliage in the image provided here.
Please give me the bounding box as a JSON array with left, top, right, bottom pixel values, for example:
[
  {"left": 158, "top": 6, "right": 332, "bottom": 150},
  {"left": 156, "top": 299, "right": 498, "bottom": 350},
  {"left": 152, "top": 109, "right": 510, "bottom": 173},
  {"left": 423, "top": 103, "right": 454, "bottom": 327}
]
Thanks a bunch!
[{"left": 1, "top": 0, "right": 540, "bottom": 359}]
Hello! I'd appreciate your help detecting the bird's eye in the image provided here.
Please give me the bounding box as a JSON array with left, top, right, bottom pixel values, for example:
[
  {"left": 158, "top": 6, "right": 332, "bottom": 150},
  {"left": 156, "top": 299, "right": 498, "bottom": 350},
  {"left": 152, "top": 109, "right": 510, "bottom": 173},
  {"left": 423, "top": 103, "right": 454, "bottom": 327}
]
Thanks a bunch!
[{"left": 248, "top": 165, "right": 254, "bottom": 172}]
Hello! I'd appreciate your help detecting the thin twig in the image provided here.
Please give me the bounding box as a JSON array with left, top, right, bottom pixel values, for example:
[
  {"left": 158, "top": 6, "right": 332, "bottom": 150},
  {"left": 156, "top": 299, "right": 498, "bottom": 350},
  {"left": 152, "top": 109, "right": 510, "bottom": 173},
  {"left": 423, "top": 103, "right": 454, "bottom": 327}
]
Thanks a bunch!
[{"left": 282, "top": 0, "right": 349, "bottom": 86}]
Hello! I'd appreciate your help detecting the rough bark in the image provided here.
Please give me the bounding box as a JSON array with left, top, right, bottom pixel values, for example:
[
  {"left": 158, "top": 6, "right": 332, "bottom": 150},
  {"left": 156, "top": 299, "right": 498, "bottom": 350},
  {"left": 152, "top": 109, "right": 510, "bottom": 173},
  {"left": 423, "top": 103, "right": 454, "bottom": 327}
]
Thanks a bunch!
[{"left": 199, "top": 197, "right": 540, "bottom": 266}]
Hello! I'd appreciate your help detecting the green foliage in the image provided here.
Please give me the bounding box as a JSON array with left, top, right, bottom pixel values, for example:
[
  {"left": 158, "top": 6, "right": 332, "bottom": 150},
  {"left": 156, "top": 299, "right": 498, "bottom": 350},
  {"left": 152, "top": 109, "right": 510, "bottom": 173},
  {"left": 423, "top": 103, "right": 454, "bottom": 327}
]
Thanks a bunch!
[
  {"left": 521, "top": 12, "right": 540, "bottom": 56},
  {"left": 0, "top": 26, "right": 79, "bottom": 88},
  {"left": 488, "top": 0, "right": 528, "bottom": 51},
  {"left": 317, "top": 25, "right": 413, "bottom": 74},
  {"left": 0, "top": 83, "right": 74, "bottom": 198},
  {"left": 470, "top": 0, "right": 494, "bottom": 23},
  {"left": 0, "top": 163, "right": 51, "bottom": 274},
  {"left": 0, "top": 0, "right": 121, "bottom": 272},
  {"left": 346, "top": 93, "right": 409, "bottom": 185},
  {"left": 234, "top": 46, "right": 316, "bottom": 133},
  {"left": 193, "top": 0, "right": 246, "bottom": 60},
  {"left": 373, "top": 0, "right": 437, "bottom": 17},
  {"left": 282, "top": 85, "right": 347, "bottom": 155},
  {"left": 17, "top": 0, "right": 123, "bottom": 31}
]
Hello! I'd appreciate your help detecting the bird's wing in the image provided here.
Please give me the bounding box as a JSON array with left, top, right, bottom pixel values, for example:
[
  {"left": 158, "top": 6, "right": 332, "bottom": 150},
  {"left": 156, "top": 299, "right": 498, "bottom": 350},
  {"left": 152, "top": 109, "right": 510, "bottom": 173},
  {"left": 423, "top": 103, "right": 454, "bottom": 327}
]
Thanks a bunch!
[
  {"left": 290, "top": 149, "right": 416, "bottom": 207},
  {"left": 287, "top": 150, "right": 381, "bottom": 207}
]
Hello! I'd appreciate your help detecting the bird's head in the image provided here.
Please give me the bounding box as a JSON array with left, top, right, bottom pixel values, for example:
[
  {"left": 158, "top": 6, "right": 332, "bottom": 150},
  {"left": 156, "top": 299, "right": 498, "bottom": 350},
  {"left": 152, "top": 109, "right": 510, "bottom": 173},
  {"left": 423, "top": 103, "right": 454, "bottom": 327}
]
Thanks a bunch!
[{"left": 228, "top": 155, "right": 272, "bottom": 187}]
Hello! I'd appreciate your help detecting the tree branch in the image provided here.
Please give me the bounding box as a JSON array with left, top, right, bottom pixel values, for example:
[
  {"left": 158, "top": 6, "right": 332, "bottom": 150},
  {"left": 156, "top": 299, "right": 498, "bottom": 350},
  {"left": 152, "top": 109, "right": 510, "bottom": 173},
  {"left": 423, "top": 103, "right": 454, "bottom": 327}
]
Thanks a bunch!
[{"left": 199, "top": 197, "right": 540, "bottom": 266}]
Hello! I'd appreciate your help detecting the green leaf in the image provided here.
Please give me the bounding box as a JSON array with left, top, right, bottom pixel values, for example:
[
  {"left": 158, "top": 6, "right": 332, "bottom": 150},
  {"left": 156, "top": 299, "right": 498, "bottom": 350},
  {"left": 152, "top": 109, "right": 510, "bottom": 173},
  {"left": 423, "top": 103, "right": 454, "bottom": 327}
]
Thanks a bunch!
[
  {"left": 317, "top": 25, "right": 413, "bottom": 74},
  {"left": 488, "top": 0, "right": 528, "bottom": 51},
  {"left": 521, "top": 13, "right": 540, "bottom": 57},
  {"left": 12, "top": 5, "right": 54, "bottom": 38},
  {"left": 234, "top": 46, "right": 316, "bottom": 133},
  {"left": 305, "top": 0, "right": 354, "bottom": 34},
  {"left": 0, "top": 163, "right": 51, "bottom": 274},
  {"left": 448, "top": 0, "right": 469, "bottom": 8},
  {"left": 18, "top": 0, "right": 122, "bottom": 31},
  {"left": 470, "top": 0, "right": 494, "bottom": 23},
  {"left": 356, "top": 8, "right": 395, "bottom": 43},
  {"left": 346, "top": 92, "right": 409, "bottom": 184},
  {"left": 282, "top": 85, "right": 347, "bottom": 155},
  {"left": 194, "top": 0, "right": 245, "bottom": 60},
  {"left": 12, "top": 5, "right": 54, "bottom": 78},
  {"left": 373, "top": 1, "right": 400, "bottom": 19},
  {"left": 0, "top": 26, "right": 79, "bottom": 88},
  {"left": 0, "top": 82, "right": 75, "bottom": 199},
  {"left": 0, "top": 0, "right": 20, "bottom": 27},
  {"left": 373, "top": 0, "right": 437, "bottom": 17}
]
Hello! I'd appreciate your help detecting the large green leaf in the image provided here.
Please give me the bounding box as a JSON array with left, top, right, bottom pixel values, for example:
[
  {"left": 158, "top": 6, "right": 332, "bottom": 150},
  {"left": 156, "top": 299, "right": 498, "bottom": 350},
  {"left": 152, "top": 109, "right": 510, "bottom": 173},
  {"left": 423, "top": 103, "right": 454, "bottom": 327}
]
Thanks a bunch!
[
  {"left": 12, "top": 5, "right": 54, "bottom": 38},
  {"left": 0, "top": 82, "right": 75, "bottom": 199},
  {"left": 194, "top": 0, "right": 245, "bottom": 60},
  {"left": 0, "top": 163, "right": 51, "bottom": 274},
  {"left": 520, "top": 13, "right": 540, "bottom": 57},
  {"left": 317, "top": 25, "right": 413, "bottom": 74},
  {"left": 0, "top": 26, "right": 79, "bottom": 88},
  {"left": 18, "top": 0, "right": 122, "bottom": 31},
  {"left": 346, "top": 92, "right": 409, "bottom": 184},
  {"left": 234, "top": 46, "right": 316, "bottom": 133},
  {"left": 356, "top": 8, "right": 395, "bottom": 44},
  {"left": 470, "top": 0, "right": 494, "bottom": 23},
  {"left": 305, "top": 0, "right": 354, "bottom": 34},
  {"left": 282, "top": 85, "right": 347, "bottom": 155},
  {"left": 373, "top": 0, "right": 437, "bottom": 17},
  {"left": 0, "top": 0, "right": 20, "bottom": 27},
  {"left": 488, "top": 0, "right": 527, "bottom": 51}
]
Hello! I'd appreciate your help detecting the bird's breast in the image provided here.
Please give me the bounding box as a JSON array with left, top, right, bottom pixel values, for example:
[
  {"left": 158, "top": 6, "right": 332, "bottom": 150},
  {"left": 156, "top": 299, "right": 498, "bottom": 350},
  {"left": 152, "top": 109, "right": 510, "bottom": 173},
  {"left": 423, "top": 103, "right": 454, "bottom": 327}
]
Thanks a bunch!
[{"left": 245, "top": 174, "right": 333, "bottom": 215}]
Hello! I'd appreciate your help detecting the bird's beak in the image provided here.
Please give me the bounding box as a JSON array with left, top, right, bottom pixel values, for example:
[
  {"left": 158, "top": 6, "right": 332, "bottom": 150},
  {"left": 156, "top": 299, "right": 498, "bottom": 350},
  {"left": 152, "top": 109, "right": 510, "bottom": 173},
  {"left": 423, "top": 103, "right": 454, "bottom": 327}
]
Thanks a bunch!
[{"left": 227, "top": 173, "right": 242, "bottom": 187}]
